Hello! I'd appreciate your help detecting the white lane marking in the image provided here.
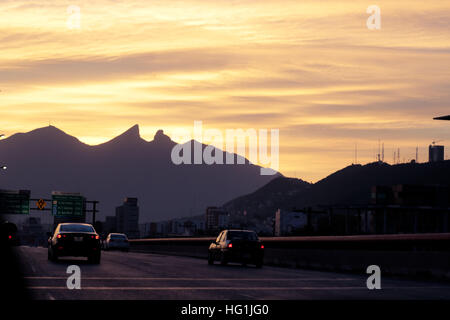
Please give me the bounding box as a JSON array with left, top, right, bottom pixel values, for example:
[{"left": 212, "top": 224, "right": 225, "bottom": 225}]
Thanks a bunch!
[
  {"left": 25, "top": 286, "right": 450, "bottom": 290},
  {"left": 23, "top": 277, "right": 358, "bottom": 281},
  {"left": 47, "top": 293, "right": 55, "bottom": 300}
]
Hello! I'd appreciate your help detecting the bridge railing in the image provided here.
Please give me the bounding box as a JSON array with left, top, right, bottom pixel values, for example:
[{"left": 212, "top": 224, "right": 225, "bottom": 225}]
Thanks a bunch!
[{"left": 129, "top": 233, "right": 450, "bottom": 279}]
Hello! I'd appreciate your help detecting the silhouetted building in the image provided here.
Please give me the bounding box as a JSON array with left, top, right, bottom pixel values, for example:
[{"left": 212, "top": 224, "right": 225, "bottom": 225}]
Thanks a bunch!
[
  {"left": 372, "top": 184, "right": 450, "bottom": 207},
  {"left": 367, "top": 184, "right": 450, "bottom": 233},
  {"left": 274, "top": 209, "right": 308, "bottom": 236},
  {"left": 205, "top": 207, "right": 229, "bottom": 231},
  {"left": 429, "top": 145, "right": 444, "bottom": 162},
  {"left": 103, "top": 216, "right": 117, "bottom": 235},
  {"left": 115, "top": 198, "right": 140, "bottom": 239},
  {"left": 139, "top": 222, "right": 158, "bottom": 238}
]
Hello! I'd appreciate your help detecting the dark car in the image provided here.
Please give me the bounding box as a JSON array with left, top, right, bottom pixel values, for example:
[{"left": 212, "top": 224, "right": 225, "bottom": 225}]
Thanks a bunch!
[
  {"left": 48, "top": 223, "right": 101, "bottom": 264},
  {"left": 0, "top": 222, "right": 18, "bottom": 246},
  {"left": 208, "top": 229, "right": 264, "bottom": 268}
]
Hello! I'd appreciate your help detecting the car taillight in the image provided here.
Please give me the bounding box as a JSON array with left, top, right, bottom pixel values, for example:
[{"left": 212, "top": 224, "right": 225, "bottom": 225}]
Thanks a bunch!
[
  {"left": 8, "top": 235, "right": 12, "bottom": 239},
  {"left": 95, "top": 235, "right": 100, "bottom": 240},
  {"left": 57, "top": 234, "right": 61, "bottom": 239},
  {"left": 261, "top": 245, "right": 264, "bottom": 249},
  {"left": 228, "top": 243, "right": 233, "bottom": 248}
]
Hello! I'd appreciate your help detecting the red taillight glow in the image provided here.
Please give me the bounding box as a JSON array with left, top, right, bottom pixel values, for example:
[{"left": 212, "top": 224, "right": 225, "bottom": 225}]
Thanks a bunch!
[
  {"left": 95, "top": 235, "right": 100, "bottom": 240},
  {"left": 228, "top": 243, "right": 233, "bottom": 248},
  {"left": 57, "top": 234, "right": 61, "bottom": 239},
  {"left": 8, "top": 235, "right": 12, "bottom": 239},
  {"left": 261, "top": 245, "right": 264, "bottom": 249}
]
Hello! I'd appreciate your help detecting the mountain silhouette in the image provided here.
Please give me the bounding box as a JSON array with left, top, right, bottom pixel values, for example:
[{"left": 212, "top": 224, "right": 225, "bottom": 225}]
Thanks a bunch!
[
  {"left": 223, "top": 176, "right": 311, "bottom": 220},
  {"left": 223, "top": 161, "right": 450, "bottom": 220},
  {"left": 0, "top": 125, "right": 279, "bottom": 222}
]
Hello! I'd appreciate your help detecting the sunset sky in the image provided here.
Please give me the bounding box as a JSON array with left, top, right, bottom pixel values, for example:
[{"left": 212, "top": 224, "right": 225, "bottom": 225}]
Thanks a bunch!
[{"left": 1, "top": 0, "right": 449, "bottom": 182}]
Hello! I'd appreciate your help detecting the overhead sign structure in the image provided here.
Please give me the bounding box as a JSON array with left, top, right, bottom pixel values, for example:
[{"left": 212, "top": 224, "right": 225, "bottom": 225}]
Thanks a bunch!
[
  {"left": 0, "top": 189, "right": 30, "bottom": 215},
  {"left": 51, "top": 191, "right": 85, "bottom": 217}
]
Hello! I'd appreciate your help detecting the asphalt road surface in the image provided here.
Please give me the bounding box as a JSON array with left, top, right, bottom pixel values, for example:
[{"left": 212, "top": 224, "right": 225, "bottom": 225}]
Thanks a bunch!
[{"left": 14, "top": 246, "right": 450, "bottom": 300}]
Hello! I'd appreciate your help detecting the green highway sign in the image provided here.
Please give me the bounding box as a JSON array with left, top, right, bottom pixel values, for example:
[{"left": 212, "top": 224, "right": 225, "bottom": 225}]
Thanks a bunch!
[
  {"left": 0, "top": 189, "right": 30, "bottom": 215},
  {"left": 51, "top": 192, "right": 85, "bottom": 217}
]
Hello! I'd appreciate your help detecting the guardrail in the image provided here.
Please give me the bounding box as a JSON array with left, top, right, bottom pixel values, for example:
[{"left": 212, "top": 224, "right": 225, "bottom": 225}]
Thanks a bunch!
[{"left": 129, "top": 234, "right": 450, "bottom": 279}]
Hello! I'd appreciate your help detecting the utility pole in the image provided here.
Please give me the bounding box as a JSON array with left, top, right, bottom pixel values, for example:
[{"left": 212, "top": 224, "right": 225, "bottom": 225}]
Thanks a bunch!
[
  {"left": 0, "top": 133, "right": 6, "bottom": 171},
  {"left": 91, "top": 200, "right": 99, "bottom": 225}
]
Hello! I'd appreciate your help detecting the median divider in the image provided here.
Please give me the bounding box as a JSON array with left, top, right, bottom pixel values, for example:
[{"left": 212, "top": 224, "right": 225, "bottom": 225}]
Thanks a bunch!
[{"left": 129, "top": 233, "right": 450, "bottom": 280}]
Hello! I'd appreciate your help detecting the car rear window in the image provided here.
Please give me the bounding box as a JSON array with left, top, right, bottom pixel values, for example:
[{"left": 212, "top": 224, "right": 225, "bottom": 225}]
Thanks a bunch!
[
  {"left": 111, "top": 234, "right": 127, "bottom": 239},
  {"left": 60, "top": 224, "right": 95, "bottom": 232},
  {"left": 227, "top": 231, "right": 258, "bottom": 241}
]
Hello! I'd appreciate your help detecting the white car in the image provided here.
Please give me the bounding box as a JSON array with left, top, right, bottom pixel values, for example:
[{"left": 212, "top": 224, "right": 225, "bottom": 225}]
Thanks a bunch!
[{"left": 104, "top": 233, "right": 129, "bottom": 252}]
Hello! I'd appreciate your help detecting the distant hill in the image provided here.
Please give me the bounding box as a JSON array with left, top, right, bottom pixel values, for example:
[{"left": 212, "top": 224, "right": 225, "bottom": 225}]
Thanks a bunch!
[
  {"left": 0, "top": 125, "right": 279, "bottom": 222},
  {"left": 223, "top": 160, "right": 450, "bottom": 220},
  {"left": 223, "top": 177, "right": 311, "bottom": 220}
]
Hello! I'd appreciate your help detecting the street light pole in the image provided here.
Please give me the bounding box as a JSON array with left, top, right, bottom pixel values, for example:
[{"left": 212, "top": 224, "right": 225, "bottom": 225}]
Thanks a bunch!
[
  {"left": 0, "top": 133, "right": 6, "bottom": 170},
  {"left": 434, "top": 115, "right": 450, "bottom": 121}
]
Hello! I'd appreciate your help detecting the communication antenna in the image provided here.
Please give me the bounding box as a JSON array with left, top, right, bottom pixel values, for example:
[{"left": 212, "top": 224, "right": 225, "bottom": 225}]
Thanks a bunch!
[
  {"left": 397, "top": 148, "right": 400, "bottom": 164},
  {"left": 416, "top": 146, "right": 418, "bottom": 162},
  {"left": 382, "top": 143, "right": 384, "bottom": 162},
  {"left": 377, "top": 139, "right": 381, "bottom": 162}
]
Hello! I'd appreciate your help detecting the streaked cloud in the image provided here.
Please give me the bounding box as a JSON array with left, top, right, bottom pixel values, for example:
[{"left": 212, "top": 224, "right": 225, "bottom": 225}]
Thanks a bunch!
[{"left": 1, "top": 0, "right": 450, "bottom": 181}]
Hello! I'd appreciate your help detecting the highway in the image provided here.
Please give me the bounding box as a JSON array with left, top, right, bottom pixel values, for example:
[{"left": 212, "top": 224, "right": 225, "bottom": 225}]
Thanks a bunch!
[{"left": 14, "top": 246, "right": 450, "bottom": 300}]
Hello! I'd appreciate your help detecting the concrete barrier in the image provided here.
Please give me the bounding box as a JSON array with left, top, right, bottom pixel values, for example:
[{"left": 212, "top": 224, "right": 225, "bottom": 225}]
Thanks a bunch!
[{"left": 129, "top": 233, "right": 450, "bottom": 280}]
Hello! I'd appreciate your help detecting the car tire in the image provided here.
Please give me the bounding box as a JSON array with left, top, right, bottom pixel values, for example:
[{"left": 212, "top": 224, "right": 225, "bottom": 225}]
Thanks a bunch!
[
  {"left": 49, "top": 248, "right": 58, "bottom": 262},
  {"left": 220, "top": 252, "right": 228, "bottom": 266},
  {"left": 89, "top": 253, "right": 101, "bottom": 264},
  {"left": 208, "top": 252, "right": 214, "bottom": 265}
]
